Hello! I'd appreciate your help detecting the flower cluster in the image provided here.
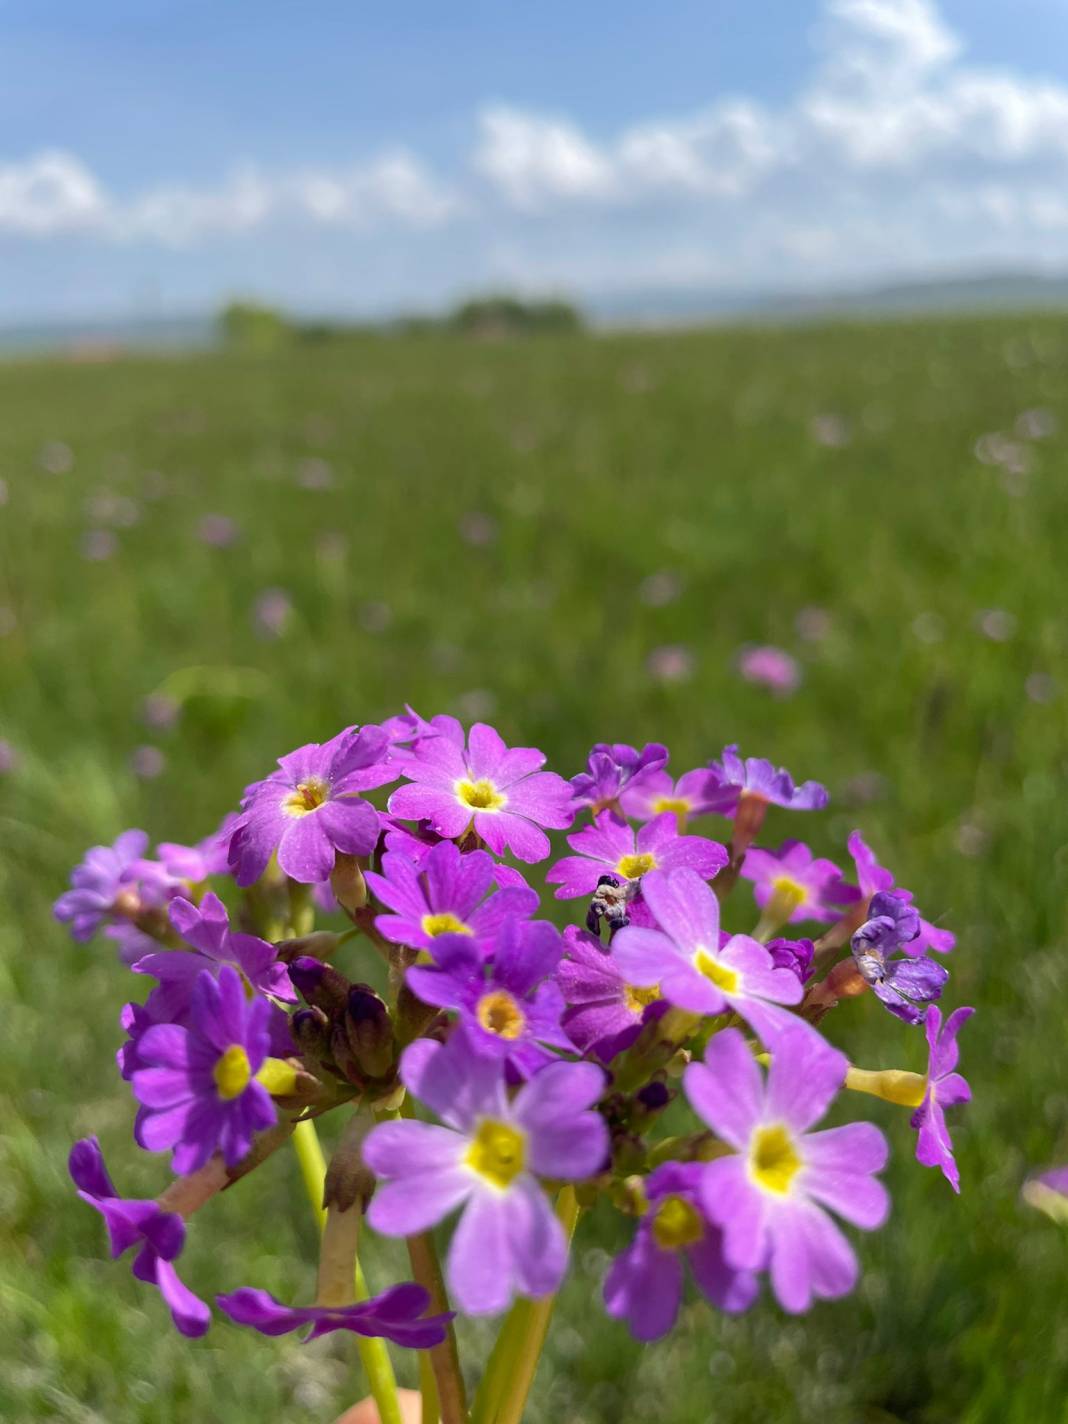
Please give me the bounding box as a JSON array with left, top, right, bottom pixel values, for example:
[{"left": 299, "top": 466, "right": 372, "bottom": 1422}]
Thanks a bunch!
[{"left": 58, "top": 716, "right": 974, "bottom": 1403}]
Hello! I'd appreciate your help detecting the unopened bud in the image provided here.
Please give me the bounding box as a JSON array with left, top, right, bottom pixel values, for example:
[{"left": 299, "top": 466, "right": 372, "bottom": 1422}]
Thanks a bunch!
[
  {"left": 633, "top": 1079, "right": 673, "bottom": 1123},
  {"left": 291, "top": 1005, "right": 334, "bottom": 1073},
  {"left": 289, "top": 956, "right": 351, "bottom": 1016},
  {"left": 845, "top": 1065, "right": 927, "bottom": 1108},
  {"left": 275, "top": 931, "right": 341, "bottom": 965},
  {"left": 342, "top": 985, "right": 395, "bottom": 1080},
  {"left": 331, "top": 853, "right": 368, "bottom": 913}
]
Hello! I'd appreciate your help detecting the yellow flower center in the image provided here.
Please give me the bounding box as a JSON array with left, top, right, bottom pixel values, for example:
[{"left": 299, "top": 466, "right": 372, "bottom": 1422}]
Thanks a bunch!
[
  {"left": 651, "top": 1194, "right": 705, "bottom": 1251},
  {"left": 213, "top": 1044, "right": 252, "bottom": 1101},
  {"left": 768, "top": 876, "right": 807, "bottom": 916},
  {"left": 465, "top": 1118, "right": 527, "bottom": 1190},
  {"left": 421, "top": 912, "right": 473, "bottom": 939},
  {"left": 693, "top": 949, "right": 739, "bottom": 994},
  {"left": 476, "top": 989, "right": 527, "bottom": 1039},
  {"left": 282, "top": 776, "right": 330, "bottom": 817},
  {"left": 456, "top": 777, "right": 507, "bottom": 811},
  {"left": 616, "top": 851, "right": 656, "bottom": 880},
  {"left": 749, "top": 1123, "right": 802, "bottom": 1195},
  {"left": 652, "top": 796, "right": 690, "bottom": 818},
  {"left": 623, "top": 982, "right": 661, "bottom": 1015}
]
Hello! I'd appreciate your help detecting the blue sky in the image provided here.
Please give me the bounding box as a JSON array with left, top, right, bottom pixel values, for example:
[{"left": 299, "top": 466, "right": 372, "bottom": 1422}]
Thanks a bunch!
[{"left": 4, "top": 0, "right": 1068, "bottom": 322}]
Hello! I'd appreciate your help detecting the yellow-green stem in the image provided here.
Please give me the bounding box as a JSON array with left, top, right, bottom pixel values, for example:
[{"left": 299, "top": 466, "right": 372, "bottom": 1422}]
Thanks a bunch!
[
  {"left": 419, "top": 1348, "right": 440, "bottom": 1424},
  {"left": 470, "top": 1186, "right": 581, "bottom": 1424},
  {"left": 291, "top": 1120, "right": 402, "bottom": 1424}
]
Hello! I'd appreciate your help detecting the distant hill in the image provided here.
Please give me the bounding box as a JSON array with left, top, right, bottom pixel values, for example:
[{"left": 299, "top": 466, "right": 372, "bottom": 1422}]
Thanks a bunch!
[
  {"left": 5, "top": 270, "right": 1068, "bottom": 354},
  {"left": 591, "top": 271, "right": 1068, "bottom": 326}
]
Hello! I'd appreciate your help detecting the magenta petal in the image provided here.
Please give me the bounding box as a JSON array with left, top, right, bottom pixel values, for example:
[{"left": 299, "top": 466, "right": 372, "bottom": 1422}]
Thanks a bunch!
[
  {"left": 685, "top": 1031, "right": 763, "bottom": 1148},
  {"left": 700, "top": 1154, "right": 768, "bottom": 1272},
  {"left": 446, "top": 1190, "right": 516, "bottom": 1315},
  {"left": 153, "top": 1257, "right": 212, "bottom": 1337},
  {"left": 277, "top": 814, "right": 336, "bottom": 883},
  {"left": 367, "top": 1169, "right": 473, "bottom": 1236},
  {"left": 603, "top": 1231, "right": 683, "bottom": 1341},
  {"left": 363, "top": 1121, "right": 465, "bottom": 1178}
]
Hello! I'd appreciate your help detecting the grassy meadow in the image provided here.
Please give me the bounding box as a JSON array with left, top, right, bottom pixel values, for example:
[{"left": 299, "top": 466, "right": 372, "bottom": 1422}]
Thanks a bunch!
[{"left": 1, "top": 314, "right": 1067, "bottom": 1423}]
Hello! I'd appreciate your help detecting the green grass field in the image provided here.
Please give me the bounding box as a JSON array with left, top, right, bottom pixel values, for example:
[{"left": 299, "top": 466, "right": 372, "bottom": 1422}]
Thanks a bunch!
[{"left": 2, "top": 316, "right": 1067, "bottom": 1424}]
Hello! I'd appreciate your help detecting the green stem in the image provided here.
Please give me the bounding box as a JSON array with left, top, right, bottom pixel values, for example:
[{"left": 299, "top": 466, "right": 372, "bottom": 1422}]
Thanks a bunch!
[
  {"left": 291, "top": 1120, "right": 402, "bottom": 1424},
  {"left": 394, "top": 1100, "right": 467, "bottom": 1424},
  {"left": 470, "top": 1187, "right": 581, "bottom": 1424},
  {"left": 419, "top": 1342, "right": 441, "bottom": 1424}
]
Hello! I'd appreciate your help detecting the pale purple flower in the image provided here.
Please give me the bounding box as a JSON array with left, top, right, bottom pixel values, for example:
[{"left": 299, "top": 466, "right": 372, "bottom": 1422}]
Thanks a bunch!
[
  {"left": 0, "top": 738, "right": 17, "bottom": 774},
  {"left": 53, "top": 830, "right": 183, "bottom": 962},
  {"left": 157, "top": 813, "right": 240, "bottom": 882},
  {"left": 840, "top": 831, "right": 955, "bottom": 955},
  {"left": 69, "top": 1137, "right": 210, "bottom": 1337},
  {"left": 911, "top": 1005, "right": 973, "bottom": 1192},
  {"left": 557, "top": 926, "right": 666, "bottom": 1060},
  {"left": 81, "top": 529, "right": 117, "bottom": 561},
  {"left": 689, "top": 1027, "right": 889, "bottom": 1314},
  {"left": 547, "top": 811, "right": 727, "bottom": 902},
  {"left": 253, "top": 587, "right": 293, "bottom": 639},
  {"left": 603, "top": 1161, "right": 757, "bottom": 1340},
  {"left": 132, "top": 966, "right": 276, "bottom": 1174},
  {"left": 612, "top": 868, "right": 804, "bottom": 1049},
  {"left": 741, "top": 839, "right": 849, "bottom": 926},
  {"left": 130, "top": 745, "right": 166, "bottom": 780},
  {"left": 705, "top": 745, "right": 828, "bottom": 817},
  {"left": 646, "top": 645, "right": 694, "bottom": 684},
  {"left": 570, "top": 742, "right": 668, "bottom": 813},
  {"left": 388, "top": 719, "right": 573, "bottom": 864},
  {"left": 133, "top": 892, "right": 295, "bottom": 1020},
  {"left": 141, "top": 693, "right": 181, "bottom": 731},
  {"left": 406, "top": 919, "right": 571, "bottom": 1077},
  {"left": 229, "top": 725, "right": 392, "bottom": 886},
  {"left": 619, "top": 767, "right": 720, "bottom": 826},
  {"left": 196, "top": 513, "right": 240, "bottom": 548},
  {"left": 217, "top": 1282, "right": 450, "bottom": 1347},
  {"left": 737, "top": 645, "right": 800, "bottom": 695},
  {"left": 1022, "top": 1166, "right": 1068, "bottom": 1221},
  {"left": 851, "top": 893, "right": 949, "bottom": 1025},
  {"left": 364, "top": 1034, "right": 608, "bottom": 1314},
  {"left": 364, "top": 841, "right": 538, "bottom": 955}
]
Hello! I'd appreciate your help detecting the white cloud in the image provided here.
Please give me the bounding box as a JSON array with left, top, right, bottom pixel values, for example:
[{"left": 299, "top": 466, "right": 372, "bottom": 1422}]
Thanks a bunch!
[
  {"left": 0, "top": 149, "right": 460, "bottom": 243},
  {"left": 6, "top": 0, "right": 1068, "bottom": 306}
]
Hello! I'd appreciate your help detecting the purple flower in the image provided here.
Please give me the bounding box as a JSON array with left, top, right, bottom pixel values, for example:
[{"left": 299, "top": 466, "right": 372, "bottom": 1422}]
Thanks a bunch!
[
  {"left": 612, "top": 868, "right": 804, "bottom": 1048},
  {"left": 229, "top": 725, "right": 392, "bottom": 886},
  {"left": 69, "top": 1136, "right": 210, "bottom": 1337},
  {"left": 688, "top": 1027, "right": 889, "bottom": 1314},
  {"left": 406, "top": 919, "right": 572, "bottom": 1077},
  {"left": 705, "top": 745, "right": 828, "bottom": 817},
  {"left": 737, "top": 645, "right": 801, "bottom": 696},
  {"left": 364, "top": 841, "right": 538, "bottom": 956},
  {"left": 851, "top": 892, "right": 949, "bottom": 1025},
  {"left": 217, "top": 1282, "right": 451, "bottom": 1348},
  {"left": 53, "top": 830, "right": 184, "bottom": 963},
  {"left": 131, "top": 966, "right": 276, "bottom": 1174},
  {"left": 741, "top": 840, "right": 847, "bottom": 927},
  {"left": 619, "top": 767, "right": 720, "bottom": 826},
  {"left": 766, "top": 937, "right": 815, "bottom": 985},
  {"left": 911, "top": 1005, "right": 973, "bottom": 1192},
  {"left": 388, "top": 720, "right": 573, "bottom": 864},
  {"left": 557, "top": 925, "right": 666, "bottom": 1060},
  {"left": 547, "top": 811, "right": 727, "bottom": 902},
  {"left": 364, "top": 1034, "right": 608, "bottom": 1315},
  {"left": 157, "top": 814, "right": 240, "bottom": 882},
  {"left": 1023, "top": 1166, "right": 1068, "bottom": 1222},
  {"left": 603, "top": 1161, "right": 758, "bottom": 1340},
  {"left": 841, "top": 831, "right": 956, "bottom": 955},
  {"left": 133, "top": 893, "right": 295, "bottom": 1020},
  {"left": 570, "top": 742, "right": 669, "bottom": 813}
]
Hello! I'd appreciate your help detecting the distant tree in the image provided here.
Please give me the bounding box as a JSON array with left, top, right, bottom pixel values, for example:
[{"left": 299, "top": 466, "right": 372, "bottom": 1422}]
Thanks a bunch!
[
  {"left": 218, "top": 301, "right": 292, "bottom": 351},
  {"left": 449, "top": 294, "right": 584, "bottom": 338}
]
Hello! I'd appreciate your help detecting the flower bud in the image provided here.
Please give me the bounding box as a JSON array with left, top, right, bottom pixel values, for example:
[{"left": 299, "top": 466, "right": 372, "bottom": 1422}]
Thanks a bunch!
[
  {"left": 291, "top": 1005, "right": 334, "bottom": 1074},
  {"left": 274, "top": 931, "right": 341, "bottom": 965},
  {"left": 341, "top": 985, "right": 395, "bottom": 1080},
  {"left": 288, "top": 956, "right": 351, "bottom": 1016},
  {"left": 331, "top": 853, "right": 368, "bottom": 913}
]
